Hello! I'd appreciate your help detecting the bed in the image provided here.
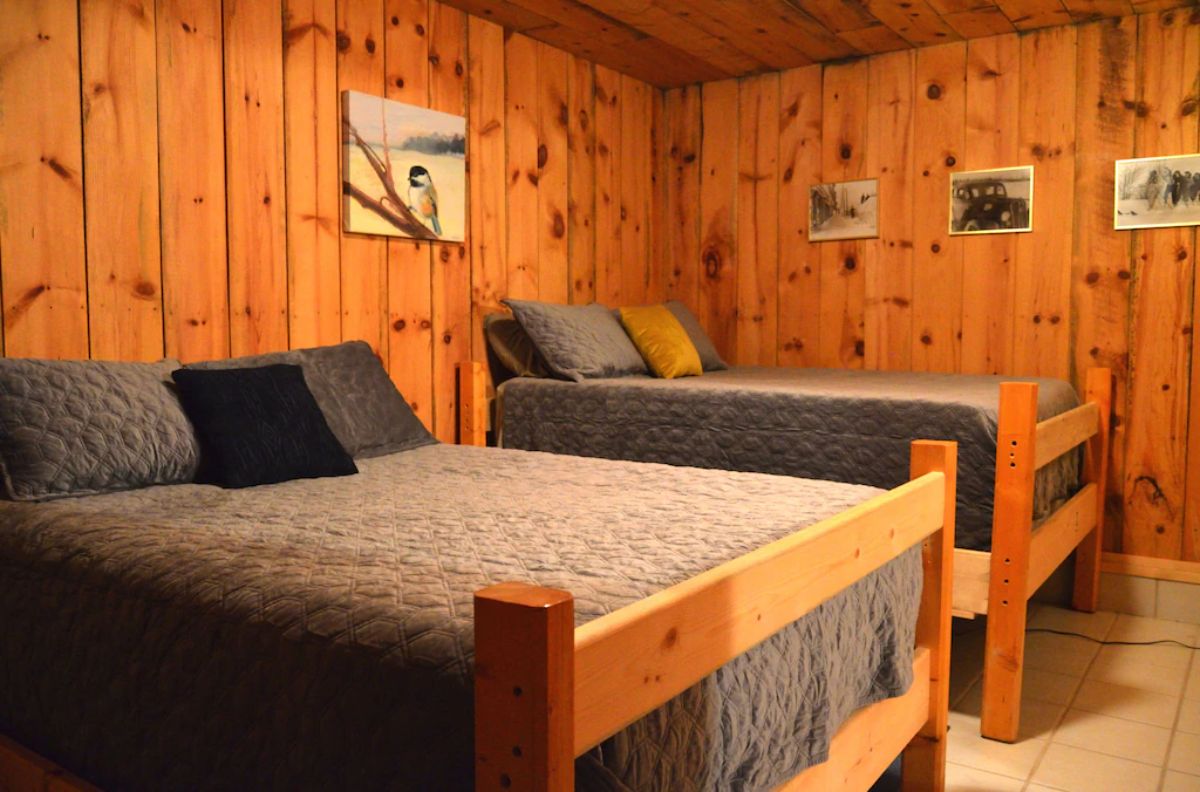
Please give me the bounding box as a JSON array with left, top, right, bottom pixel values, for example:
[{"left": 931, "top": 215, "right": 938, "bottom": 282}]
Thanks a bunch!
[
  {"left": 460, "top": 360, "right": 1112, "bottom": 743},
  {"left": 0, "top": 349, "right": 955, "bottom": 792}
]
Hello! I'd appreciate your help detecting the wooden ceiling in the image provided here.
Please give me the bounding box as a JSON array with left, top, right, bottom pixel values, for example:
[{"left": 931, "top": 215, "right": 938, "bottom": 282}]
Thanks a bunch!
[{"left": 440, "top": 0, "right": 1189, "bottom": 86}]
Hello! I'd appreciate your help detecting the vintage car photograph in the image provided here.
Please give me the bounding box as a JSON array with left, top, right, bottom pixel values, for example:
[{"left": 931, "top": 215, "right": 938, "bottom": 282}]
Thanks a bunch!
[{"left": 949, "top": 166, "right": 1034, "bottom": 235}]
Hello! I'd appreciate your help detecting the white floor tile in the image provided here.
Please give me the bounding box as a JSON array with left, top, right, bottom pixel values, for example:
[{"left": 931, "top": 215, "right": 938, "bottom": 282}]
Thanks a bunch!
[
  {"left": 1052, "top": 708, "right": 1172, "bottom": 765},
  {"left": 1025, "top": 631, "right": 1100, "bottom": 677},
  {"left": 1087, "top": 651, "right": 1189, "bottom": 696},
  {"left": 1179, "top": 697, "right": 1200, "bottom": 735},
  {"left": 951, "top": 682, "right": 1064, "bottom": 740},
  {"left": 1186, "top": 655, "right": 1200, "bottom": 701},
  {"left": 943, "top": 762, "right": 1024, "bottom": 791},
  {"left": 1095, "top": 642, "right": 1193, "bottom": 674},
  {"left": 1021, "top": 667, "right": 1083, "bottom": 706},
  {"left": 1071, "top": 678, "right": 1181, "bottom": 729},
  {"left": 945, "top": 711, "right": 1046, "bottom": 779},
  {"left": 1030, "top": 743, "right": 1161, "bottom": 791},
  {"left": 1107, "top": 614, "right": 1199, "bottom": 645},
  {"left": 1030, "top": 605, "right": 1118, "bottom": 641},
  {"left": 1170, "top": 731, "right": 1200, "bottom": 776},
  {"left": 1162, "top": 770, "right": 1200, "bottom": 791}
]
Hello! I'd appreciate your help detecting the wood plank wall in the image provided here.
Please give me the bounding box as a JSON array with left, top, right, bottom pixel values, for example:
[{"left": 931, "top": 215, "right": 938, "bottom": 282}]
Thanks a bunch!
[
  {"left": 0, "top": 0, "right": 658, "bottom": 443},
  {"left": 660, "top": 11, "right": 1200, "bottom": 561}
]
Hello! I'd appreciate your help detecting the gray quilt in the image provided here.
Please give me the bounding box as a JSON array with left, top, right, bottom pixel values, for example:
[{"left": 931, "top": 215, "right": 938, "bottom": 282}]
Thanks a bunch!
[
  {"left": 0, "top": 444, "right": 920, "bottom": 792},
  {"left": 498, "top": 367, "right": 1081, "bottom": 552}
]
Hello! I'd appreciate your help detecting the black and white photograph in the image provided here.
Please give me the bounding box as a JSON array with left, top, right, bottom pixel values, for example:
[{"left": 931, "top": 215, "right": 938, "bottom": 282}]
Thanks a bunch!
[
  {"left": 809, "top": 178, "right": 878, "bottom": 241},
  {"left": 949, "top": 166, "right": 1033, "bottom": 235},
  {"left": 1114, "top": 153, "right": 1200, "bottom": 230}
]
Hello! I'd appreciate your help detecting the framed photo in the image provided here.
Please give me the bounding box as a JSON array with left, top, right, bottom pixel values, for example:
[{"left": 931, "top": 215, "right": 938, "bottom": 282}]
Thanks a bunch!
[
  {"left": 1114, "top": 153, "right": 1200, "bottom": 231},
  {"left": 341, "top": 90, "right": 466, "bottom": 242},
  {"left": 809, "top": 178, "right": 878, "bottom": 242},
  {"left": 949, "top": 166, "right": 1033, "bottom": 235}
]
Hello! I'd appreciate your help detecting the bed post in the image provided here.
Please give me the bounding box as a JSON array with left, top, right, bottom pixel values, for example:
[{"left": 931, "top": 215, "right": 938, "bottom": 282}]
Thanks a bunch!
[
  {"left": 456, "top": 361, "right": 488, "bottom": 447},
  {"left": 474, "top": 583, "right": 574, "bottom": 792},
  {"left": 981, "top": 382, "right": 1038, "bottom": 743},
  {"left": 1072, "top": 367, "right": 1113, "bottom": 612},
  {"left": 901, "top": 440, "right": 956, "bottom": 792}
]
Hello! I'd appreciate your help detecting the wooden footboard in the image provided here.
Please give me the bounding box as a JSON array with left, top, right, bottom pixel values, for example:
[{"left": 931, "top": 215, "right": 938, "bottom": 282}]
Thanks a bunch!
[
  {"left": 474, "top": 440, "right": 957, "bottom": 792},
  {"left": 977, "top": 367, "right": 1113, "bottom": 742}
]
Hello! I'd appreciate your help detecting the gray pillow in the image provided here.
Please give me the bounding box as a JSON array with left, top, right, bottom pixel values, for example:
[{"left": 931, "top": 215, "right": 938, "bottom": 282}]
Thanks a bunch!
[
  {"left": 0, "top": 358, "right": 200, "bottom": 501},
  {"left": 665, "top": 300, "right": 727, "bottom": 371},
  {"left": 187, "top": 341, "right": 434, "bottom": 458},
  {"left": 502, "top": 299, "right": 648, "bottom": 381},
  {"left": 484, "top": 313, "right": 549, "bottom": 381}
]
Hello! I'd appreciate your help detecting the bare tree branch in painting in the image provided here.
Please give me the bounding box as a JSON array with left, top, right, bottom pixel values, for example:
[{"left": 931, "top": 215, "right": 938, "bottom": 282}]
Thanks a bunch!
[{"left": 342, "top": 119, "right": 437, "bottom": 240}]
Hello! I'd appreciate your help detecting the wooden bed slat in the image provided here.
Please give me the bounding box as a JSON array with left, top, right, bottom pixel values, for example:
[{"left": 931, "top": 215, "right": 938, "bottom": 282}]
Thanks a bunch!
[
  {"left": 1026, "top": 483, "right": 1100, "bottom": 597},
  {"left": 572, "top": 470, "right": 946, "bottom": 754},
  {"left": 1034, "top": 402, "right": 1100, "bottom": 470}
]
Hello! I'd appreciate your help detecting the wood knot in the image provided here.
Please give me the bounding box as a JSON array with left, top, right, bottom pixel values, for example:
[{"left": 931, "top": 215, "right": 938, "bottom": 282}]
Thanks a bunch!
[
  {"left": 552, "top": 211, "right": 565, "bottom": 238},
  {"left": 133, "top": 281, "right": 156, "bottom": 298},
  {"left": 926, "top": 83, "right": 942, "bottom": 100},
  {"left": 1085, "top": 271, "right": 1100, "bottom": 284},
  {"left": 393, "top": 319, "right": 406, "bottom": 331},
  {"left": 537, "top": 144, "right": 548, "bottom": 169},
  {"left": 365, "top": 37, "right": 376, "bottom": 54},
  {"left": 920, "top": 333, "right": 932, "bottom": 345},
  {"left": 854, "top": 339, "right": 864, "bottom": 357},
  {"left": 703, "top": 249, "right": 721, "bottom": 279},
  {"left": 931, "top": 243, "right": 940, "bottom": 254},
  {"left": 839, "top": 143, "right": 852, "bottom": 160},
  {"left": 945, "top": 155, "right": 956, "bottom": 167},
  {"left": 336, "top": 31, "right": 350, "bottom": 51},
  {"left": 663, "top": 628, "right": 678, "bottom": 648},
  {"left": 843, "top": 256, "right": 856, "bottom": 271}
]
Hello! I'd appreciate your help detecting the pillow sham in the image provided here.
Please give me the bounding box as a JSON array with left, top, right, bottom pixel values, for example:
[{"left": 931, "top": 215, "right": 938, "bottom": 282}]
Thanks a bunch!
[
  {"left": 484, "top": 313, "right": 550, "bottom": 382},
  {"left": 664, "top": 300, "right": 727, "bottom": 371},
  {"left": 0, "top": 358, "right": 200, "bottom": 501},
  {"left": 619, "top": 305, "right": 703, "bottom": 379},
  {"left": 502, "top": 299, "right": 648, "bottom": 381},
  {"left": 188, "top": 341, "right": 434, "bottom": 458},
  {"left": 172, "top": 365, "right": 358, "bottom": 489}
]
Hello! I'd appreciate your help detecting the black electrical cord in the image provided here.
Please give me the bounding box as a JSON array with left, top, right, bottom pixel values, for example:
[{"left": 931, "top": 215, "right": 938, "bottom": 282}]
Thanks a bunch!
[{"left": 1026, "top": 626, "right": 1200, "bottom": 651}]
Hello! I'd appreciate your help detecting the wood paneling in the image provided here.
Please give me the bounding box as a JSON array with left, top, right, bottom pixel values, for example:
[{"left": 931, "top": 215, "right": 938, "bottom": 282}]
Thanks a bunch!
[
  {"left": 0, "top": 0, "right": 90, "bottom": 360},
  {"left": 433, "top": 0, "right": 1189, "bottom": 87},
  {"left": 157, "top": 0, "right": 230, "bottom": 362},
  {"left": 3, "top": 0, "right": 654, "bottom": 442},
  {"left": 661, "top": 13, "right": 1200, "bottom": 561},
  {"left": 81, "top": 0, "right": 163, "bottom": 361}
]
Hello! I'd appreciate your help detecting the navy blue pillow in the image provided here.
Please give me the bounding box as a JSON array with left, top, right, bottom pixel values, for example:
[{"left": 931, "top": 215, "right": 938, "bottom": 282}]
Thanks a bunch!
[{"left": 171, "top": 365, "right": 357, "bottom": 489}]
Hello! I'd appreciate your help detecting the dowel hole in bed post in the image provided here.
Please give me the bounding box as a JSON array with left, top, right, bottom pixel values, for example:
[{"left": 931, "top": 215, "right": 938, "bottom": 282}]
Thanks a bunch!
[
  {"left": 513, "top": 686, "right": 522, "bottom": 697},
  {"left": 512, "top": 746, "right": 522, "bottom": 757},
  {"left": 500, "top": 773, "right": 511, "bottom": 788}
]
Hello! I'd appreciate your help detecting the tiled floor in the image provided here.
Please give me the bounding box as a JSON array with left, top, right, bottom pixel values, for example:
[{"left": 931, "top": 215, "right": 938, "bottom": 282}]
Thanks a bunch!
[{"left": 945, "top": 606, "right": 1200, "bottom": 791}]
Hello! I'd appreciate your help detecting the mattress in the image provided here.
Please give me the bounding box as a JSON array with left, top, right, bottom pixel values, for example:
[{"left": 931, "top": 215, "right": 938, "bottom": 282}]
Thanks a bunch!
[
  {"left": 0, "top": 444, "right": 921, "bottom": 792},
  {"left": 498, "top": 366, "right": 1082, "bottom": 552}
]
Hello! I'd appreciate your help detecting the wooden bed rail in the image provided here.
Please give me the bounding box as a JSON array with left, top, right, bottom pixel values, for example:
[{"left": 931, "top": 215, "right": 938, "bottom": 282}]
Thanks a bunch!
[
  {"left": 474, "top": 440, "right": 956, "bottom": 792},
  {"left": 981, "top": 367, "right": 1112, "bottom": 743},
  {"left": 456, "top": 361, "right": 488, "bottom": 447}
]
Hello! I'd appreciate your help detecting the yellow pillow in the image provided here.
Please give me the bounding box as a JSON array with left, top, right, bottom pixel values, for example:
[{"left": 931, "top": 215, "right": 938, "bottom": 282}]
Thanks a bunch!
[{"left": 618, "top": 305, "right": 703, "bottom": 379}]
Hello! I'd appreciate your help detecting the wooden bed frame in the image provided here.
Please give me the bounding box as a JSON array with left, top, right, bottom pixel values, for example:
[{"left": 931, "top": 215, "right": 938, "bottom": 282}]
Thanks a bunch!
[
  {"left": 457, "top": 362, "right": 1114, "bottom": 744},
  {"left": 2, "top": 429, "right": 956, "bottom": 792}
]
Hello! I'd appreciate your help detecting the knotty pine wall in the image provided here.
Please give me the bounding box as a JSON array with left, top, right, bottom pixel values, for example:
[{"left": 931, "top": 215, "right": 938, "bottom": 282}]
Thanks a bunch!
[
  {"left": 0, "top": 0, "right": 660, "bottom": 443},
  {"left": 658, "top": 11, "right": 1200, "bottom": 562}
]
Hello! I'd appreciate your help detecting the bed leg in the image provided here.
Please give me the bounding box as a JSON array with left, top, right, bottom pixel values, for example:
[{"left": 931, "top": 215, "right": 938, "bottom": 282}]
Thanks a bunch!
[
  {"left": 981, "top": 383, "right": 1038, "bottom": 743},
  {"left": 1072, "top": 368, "right": 1112, "bottom": 613},
  {"left": 474, "top": 583, "right": 575, "bottom": 792},
  {"left": 457, "top": 361, "right": 488, "bottom": 447},
  {"left": 901, "top": 441, "right": 956, "bottom": 792}
]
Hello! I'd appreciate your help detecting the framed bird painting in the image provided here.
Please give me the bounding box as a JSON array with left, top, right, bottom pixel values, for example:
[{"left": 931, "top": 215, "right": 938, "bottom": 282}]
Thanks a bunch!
[{"left": 341, "top": 90, "right": 467, "bottom": 242}]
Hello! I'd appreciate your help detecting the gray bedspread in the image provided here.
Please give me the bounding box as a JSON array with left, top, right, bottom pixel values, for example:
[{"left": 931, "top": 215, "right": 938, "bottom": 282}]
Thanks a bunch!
[
  {"left": 498, "top": 367, "right": 1081, "bottom": 552},
  {"left": 0, "top": 444, "right": 920, "bottom": 791}
]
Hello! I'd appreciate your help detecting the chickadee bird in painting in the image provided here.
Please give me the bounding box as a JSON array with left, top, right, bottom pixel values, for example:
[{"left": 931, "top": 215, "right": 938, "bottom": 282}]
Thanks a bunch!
[{"left": 407, "top": 165, "right": 442, "bottom": 236}]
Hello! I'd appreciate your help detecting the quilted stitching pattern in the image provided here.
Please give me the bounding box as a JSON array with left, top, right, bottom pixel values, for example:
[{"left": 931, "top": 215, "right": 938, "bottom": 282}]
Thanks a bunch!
[
  {"left": 0, "top": 358, "right": 199, "bottom": 501},
  {"left": 503, "top": 300, "right": 649, "bottom": 381},
  {"left": 499, "top": 366, "right": 1082, "bottom": 552},
  {"left": 0, "top": 445, "right": 918, "bottom": 791}
]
